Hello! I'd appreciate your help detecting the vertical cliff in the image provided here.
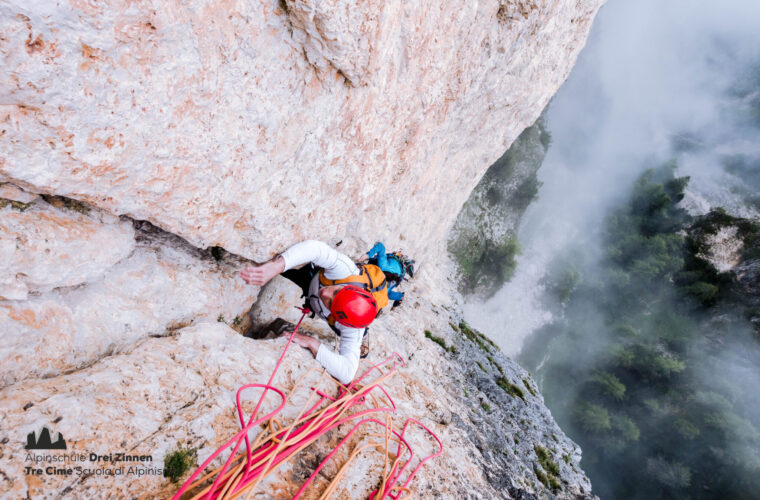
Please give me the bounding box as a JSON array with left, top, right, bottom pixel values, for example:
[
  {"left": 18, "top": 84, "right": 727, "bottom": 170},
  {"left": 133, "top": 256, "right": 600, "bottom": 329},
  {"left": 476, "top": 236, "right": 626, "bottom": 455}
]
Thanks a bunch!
[
  {"left": 1, "top": 0, "right": 601, "bottom": 262},
  {"left": 0, "top": 0, "right": 604, "bottom": 497}
]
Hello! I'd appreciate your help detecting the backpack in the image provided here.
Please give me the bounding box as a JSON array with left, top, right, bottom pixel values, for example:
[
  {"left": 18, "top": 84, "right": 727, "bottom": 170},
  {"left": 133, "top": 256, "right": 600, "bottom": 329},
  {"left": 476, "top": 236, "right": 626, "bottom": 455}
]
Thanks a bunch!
[
  {"left": 319, "top": 264, "right": 389, "bottom": 327},
  {"left": 366, "top": 244, "right": 415, "bottom": 307},
  {"left": 369, "top": 251, "right": 415, "bottom": 284}
]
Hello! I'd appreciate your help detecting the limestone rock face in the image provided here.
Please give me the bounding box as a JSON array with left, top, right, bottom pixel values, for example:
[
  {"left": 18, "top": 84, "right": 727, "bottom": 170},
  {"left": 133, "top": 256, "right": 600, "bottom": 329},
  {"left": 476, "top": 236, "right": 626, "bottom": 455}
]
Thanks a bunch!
[
  {"left": 1, "top": 321, "right": 318, "bottom": 499},
  {"left": 449, "top": 115, "right": 550, "bottom": 298},
  {"left": 0, "top": 193, "right": 135, "bottom": 300},
  {"left": 698, "top": 226, "right": 743, "bottom": 273},
  {"left": 1, "top": 0, "right": 603, "bottom": 262},
  {"left": 0, "top": 198, "right": 257, "bottom": 388},
  {"left": 1, "top": 285, "right": 592, "bottom": 499},
  {"left": 0, "top": 0, "right": 605, "bottom": 497}
]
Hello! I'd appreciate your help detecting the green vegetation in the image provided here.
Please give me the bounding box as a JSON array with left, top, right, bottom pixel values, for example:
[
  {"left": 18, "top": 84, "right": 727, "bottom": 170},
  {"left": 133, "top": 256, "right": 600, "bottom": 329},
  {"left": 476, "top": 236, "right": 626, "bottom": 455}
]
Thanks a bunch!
[
  {"left": 475, "top": 360, "right": 487, "bottom": 373},
  {"left": 521, "top": 165, "right": 760, "bottom": 499},
  {"left": 452, "top": 237, "right": 521, "bottom": 297},
  {"left": 535, "top": 445, "right": 560, "bottom": 476},
  {"left": 510, "top": 175, "right": 542, "bottom": 211},
  {"left": 217, "top": 314, "right": 226, "bottom": 323},
  {"left": 424, "top": 330, "right": 458, "bottom": 354},
  {"left": 0, "top": 198, "right": 34, "bottom": 211},
  {"left": 481, "top": 401, "right": 491, "bottom": 412},
  {"left": 41, "top": 194, "right": 91, "bottom": 214},
  {"left": 592, "top": 371, "right": 626, "bottom": 401},
  {"left": 548, "top": 266, "right": 582, "bottom": 304},
  {"left": 459, "top": 321, "right": 497, "bottom": 353},
  {"left": 449, "top": 116, "right": 549, "bottom": 298},
  {"left": 487, "top": 355, "right": 505, "bottom": 376},
  {"left": 164, "top": 445, "right": 197, "bottom": 483},
  {"left": 522, "top": 378, "right": 537, "bottom": 397},
  {"left": 533, "top": 465, "right": 550, "bottom": 490},
  {"left": 497, "top": 377, "right": 525, "bottom": 401}
]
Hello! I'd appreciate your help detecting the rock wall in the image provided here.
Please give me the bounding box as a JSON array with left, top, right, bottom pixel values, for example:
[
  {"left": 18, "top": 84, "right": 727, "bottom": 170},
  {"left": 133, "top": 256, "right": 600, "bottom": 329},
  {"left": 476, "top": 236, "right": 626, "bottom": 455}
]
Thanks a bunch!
[
  {"left": 0, "top": 193, "right": 593, "bottom": 498},
  {"left": 1, "top": 0, "right": 602, "bottom": 262},
  {"left": 0, "top": 0, "right": 605, "bottom": 497},
  {"left": 0, "top": 196, "right": 257, "bottom": 388},
  {"left": 449, "top": 113, "right": 551, "bottom": 298}
]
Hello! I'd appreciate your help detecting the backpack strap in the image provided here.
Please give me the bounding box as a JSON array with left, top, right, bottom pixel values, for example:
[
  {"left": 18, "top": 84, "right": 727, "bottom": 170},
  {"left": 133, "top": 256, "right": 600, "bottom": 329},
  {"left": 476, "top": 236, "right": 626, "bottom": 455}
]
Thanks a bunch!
[
  {"left": 362, "top": 265, "right": 386, "bottom": 293},
  {"left": 318, "top": 264, "right": 385, "bottom": 292},
  {"left": 318, "top": 264, "right": 389, "bottom": 326}
]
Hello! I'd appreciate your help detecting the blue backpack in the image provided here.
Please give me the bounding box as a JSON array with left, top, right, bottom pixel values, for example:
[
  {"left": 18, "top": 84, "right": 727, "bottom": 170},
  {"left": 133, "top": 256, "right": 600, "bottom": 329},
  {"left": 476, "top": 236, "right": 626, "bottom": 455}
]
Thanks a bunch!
[{"left": 366, "top": 242, "right": 415, "bottom": 307}]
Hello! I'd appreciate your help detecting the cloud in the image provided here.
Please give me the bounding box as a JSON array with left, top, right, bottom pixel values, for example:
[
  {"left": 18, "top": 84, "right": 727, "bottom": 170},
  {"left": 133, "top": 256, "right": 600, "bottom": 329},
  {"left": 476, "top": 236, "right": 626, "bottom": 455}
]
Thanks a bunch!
[{"left": 464, "top": 0, "right": 760, "bottom": 355}]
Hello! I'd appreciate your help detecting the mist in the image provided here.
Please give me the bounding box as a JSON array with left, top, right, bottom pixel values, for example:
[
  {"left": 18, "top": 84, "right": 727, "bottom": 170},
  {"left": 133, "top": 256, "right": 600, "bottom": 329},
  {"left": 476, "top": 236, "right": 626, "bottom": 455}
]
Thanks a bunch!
[
  {"left": 461, "top": 0, "right": 760, "bottom": 497},
  {"left": 464, "top": 0, "right": 760, "bottom": 355}
]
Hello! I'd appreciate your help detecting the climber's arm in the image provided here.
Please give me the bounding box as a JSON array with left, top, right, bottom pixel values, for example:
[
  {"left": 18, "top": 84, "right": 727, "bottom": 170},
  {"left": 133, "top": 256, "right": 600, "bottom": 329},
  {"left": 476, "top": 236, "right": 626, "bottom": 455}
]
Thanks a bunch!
[
  {"left": 240, "top": 240, "right": 358, "bottom": 286},
  {"left": 367, "top": 242, "right": 390, "bottom": 269},
  {"left": 315, "top": 329, "right": 361, "bottom": 385},
  {"left": 280, "top": 240, "right": 358, "bottom": 279},
  {"left": 287, "top": 327, "right": 360, "bottom": 385}
]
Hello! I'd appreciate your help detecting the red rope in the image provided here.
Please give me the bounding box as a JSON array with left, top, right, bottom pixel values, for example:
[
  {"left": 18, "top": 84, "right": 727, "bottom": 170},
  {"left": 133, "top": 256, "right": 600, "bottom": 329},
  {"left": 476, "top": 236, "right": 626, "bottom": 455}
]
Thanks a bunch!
[{"left": 170, "top": 307, "right": 442, "bottom": 500}]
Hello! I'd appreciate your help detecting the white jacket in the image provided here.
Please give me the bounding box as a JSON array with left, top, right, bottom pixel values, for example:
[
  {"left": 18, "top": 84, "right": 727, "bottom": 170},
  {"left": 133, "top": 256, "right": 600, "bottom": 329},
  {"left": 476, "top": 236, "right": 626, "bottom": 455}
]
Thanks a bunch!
[{"left": 280, "top": 240, "right": 364, "bottom": 384}]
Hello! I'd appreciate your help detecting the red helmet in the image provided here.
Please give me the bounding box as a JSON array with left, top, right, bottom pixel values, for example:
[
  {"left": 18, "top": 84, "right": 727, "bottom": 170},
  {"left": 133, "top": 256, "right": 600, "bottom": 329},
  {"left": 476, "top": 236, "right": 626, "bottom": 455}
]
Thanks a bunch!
[{"left": 330, "top": 285, "right": 378, "bottom": 328}]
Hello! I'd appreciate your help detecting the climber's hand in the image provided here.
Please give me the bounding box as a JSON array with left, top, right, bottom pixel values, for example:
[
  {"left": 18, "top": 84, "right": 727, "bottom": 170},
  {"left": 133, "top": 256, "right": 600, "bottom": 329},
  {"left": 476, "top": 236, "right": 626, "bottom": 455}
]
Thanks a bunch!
[
  {"left": 240, "top": 256, "right": 285, "bottom": 286},
  {"left": 292, "top": 332, "right": 320, "bottom": 357}
]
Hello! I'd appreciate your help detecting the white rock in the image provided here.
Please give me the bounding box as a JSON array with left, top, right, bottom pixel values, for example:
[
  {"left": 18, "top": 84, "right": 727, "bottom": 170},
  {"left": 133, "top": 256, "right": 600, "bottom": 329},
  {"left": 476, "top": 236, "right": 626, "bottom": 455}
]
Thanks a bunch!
[
  {"left": 700, "top": 225, "right": 744, "bottom": 273},
  {"left": 0, "top": 217, "right": 256, "bottom": 388},
  {"left": 0, "top": 182, "right": 39, "bottom": 203},
  {"left": 0, "top": 0, "right": 603, "bottom": 263},
  {"left": 0, "top": 200, "right": 135, "bottom": 300},
  {"left": 0, "top": 319, "right": 495, "bottom": 499}
]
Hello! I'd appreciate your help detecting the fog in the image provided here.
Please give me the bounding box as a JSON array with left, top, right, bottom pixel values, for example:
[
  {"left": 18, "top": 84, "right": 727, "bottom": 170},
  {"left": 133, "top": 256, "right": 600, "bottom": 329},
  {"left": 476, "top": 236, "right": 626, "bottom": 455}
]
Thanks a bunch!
[
  {"left": 461, "top": 0, "right": 760, "bottom": 497},
  {"left": 464, "top": 0, "right": 760, "bottom": 355}
]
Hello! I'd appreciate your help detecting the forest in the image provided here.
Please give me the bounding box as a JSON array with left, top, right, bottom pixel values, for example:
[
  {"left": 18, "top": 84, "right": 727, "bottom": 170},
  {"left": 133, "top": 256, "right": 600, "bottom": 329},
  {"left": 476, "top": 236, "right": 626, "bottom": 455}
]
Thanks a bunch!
[{"left": 520, "top": 165, "right": 760, "bottom": 499}]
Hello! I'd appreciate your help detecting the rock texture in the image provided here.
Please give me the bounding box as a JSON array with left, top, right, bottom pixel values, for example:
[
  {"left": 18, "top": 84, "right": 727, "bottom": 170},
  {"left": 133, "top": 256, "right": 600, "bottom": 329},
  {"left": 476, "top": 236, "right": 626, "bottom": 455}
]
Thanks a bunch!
[
  {"left": 689, "top": 210, "right": 760, "bottom": 333},
  {"left": 0, "top": 0, "right": 605, "bottom": 497},
  {"left": 0, "top": 189, "right": 135, "bottom": 301},
  {"left": 449, "top": 114, "right": 550, "bottom": 298},
  {"left": 0, "top": 196, "right": 257, "bottom": 388},
  {"left": 0, "top": 247, "right": 591, "bottom": 499},
  {"left": 1, "top": 0, "right": 602, "bottom": 262},
  {"left": 0, "top": 189, "right": 596, "bottom": 498}
]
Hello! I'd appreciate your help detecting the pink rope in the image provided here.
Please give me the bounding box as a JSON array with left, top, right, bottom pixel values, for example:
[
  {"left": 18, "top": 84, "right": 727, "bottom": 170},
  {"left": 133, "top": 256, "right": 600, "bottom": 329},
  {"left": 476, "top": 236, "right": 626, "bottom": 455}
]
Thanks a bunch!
[{"left": 170, "top": 308, "right": 443, "bottom": 500}]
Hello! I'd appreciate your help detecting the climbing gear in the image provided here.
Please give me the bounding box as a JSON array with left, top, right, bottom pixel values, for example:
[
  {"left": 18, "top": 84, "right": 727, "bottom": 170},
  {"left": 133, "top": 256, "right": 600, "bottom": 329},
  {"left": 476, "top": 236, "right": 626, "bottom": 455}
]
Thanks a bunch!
[
  {"left": 366, "top": 243, "right": 415, "bottom": 282},
  {"left": 360, "top": 329, "right": 370, "bottom": 359},
  {"left": 329, "top": 285, "right": 378, "bottom": 328},
  {"left": 172, "top": 306, "right": 443, "bottom": 500},
  {"left": 318, "top": 264, "right": 389, "bottom": 308},
  {"left": 319, "top": 264, "right": 389, "bottom": 326},
  {"left": 378, "top": 251, "right": 415, "bottom": 282},
  {"left": 366, "top": 242, "right": 416, "bottom": 307}
]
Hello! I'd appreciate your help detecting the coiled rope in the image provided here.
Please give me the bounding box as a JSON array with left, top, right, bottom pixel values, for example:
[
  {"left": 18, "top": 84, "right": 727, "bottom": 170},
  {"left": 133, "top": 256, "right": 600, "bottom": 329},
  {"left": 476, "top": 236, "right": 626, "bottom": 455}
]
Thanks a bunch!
[{"left": 171, "top": 307, "right": 442, "bottom": 500}]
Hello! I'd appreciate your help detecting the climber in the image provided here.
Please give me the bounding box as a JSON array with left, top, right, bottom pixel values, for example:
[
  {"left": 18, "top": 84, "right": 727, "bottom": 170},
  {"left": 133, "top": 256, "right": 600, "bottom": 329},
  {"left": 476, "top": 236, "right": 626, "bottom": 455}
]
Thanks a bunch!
[{"left": 240, "top": 240, "right": 385, "bottom": 385}]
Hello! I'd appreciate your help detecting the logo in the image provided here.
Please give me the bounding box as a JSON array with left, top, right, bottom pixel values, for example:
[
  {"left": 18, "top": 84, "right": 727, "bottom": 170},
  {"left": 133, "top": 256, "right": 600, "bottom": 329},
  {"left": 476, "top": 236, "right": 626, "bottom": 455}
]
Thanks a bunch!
[
  {"left": 25, "top": 426, "right": 67, "bottom": 450},
  {"left": 334, "top": 311, "right": 347, "bottom": 320}
]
